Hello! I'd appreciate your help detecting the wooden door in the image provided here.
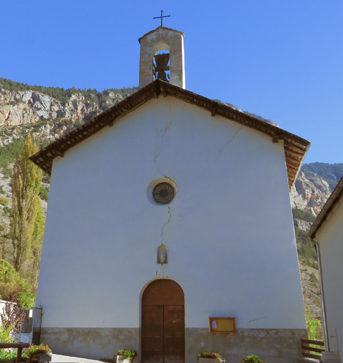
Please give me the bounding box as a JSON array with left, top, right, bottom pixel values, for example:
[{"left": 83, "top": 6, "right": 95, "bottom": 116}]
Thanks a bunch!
[
  {"left": 142, "top": 305, "right": 164, "bottom": 363},
  {"left": 164, "top": 305, "right": 184, "bottom": 363},
  {"left": 142, "top": 280, "right": 185, "bottom": 363}
]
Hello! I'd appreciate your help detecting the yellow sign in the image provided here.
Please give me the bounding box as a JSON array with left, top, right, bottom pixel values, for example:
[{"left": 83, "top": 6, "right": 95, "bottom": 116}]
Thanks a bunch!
[{"left": 209, "top": 317, "right": 236, "bottom": 333}]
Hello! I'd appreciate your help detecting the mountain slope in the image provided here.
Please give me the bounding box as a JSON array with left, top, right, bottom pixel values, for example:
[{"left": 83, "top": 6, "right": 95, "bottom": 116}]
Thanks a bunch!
[
  {"left": 291, "top": 164, "right": 343, "bottom": 215},
  {"left": 0, "top": 78, "right": 136, "bottom": 147},
  {"left": 302, "top": 162, "right": 343, "bottom": 190}
]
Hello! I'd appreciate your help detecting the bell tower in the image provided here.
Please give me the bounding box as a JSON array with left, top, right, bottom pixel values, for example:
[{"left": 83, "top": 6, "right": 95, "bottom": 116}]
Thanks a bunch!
[{"left": 138, "top": 26, "right": 185, "bottom": 89}]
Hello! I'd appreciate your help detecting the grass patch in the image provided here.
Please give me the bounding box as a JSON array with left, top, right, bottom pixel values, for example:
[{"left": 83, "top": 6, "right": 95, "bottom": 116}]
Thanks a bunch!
[
  {"left": 0, "top": 139, "right": 25, "bottom": 170},
  {"left": 39, "top": 185, "right": 49, "bottom": 201},
  {"left": 3, "top": 206, "right": 10, "bottom": 217},
  {"left": 295, "top": 227, "right": 317, "bottom": 268},
  {"left": 0, "top": 196, "right": 8, "bottom": 207},
  {"left": 292, "top": 208, "right": 315, "bottom": 223}
]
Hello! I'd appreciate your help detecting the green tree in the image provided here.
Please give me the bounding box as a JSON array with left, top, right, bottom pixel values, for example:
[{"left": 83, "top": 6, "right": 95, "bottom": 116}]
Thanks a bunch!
[
  {"left": 30, "top": 202, "right": 45, "bottom": 288},
  {"left": 10, "top": 134, "right": 42, "bottom": 274},
  {"left": 0, "top": 259, "right": 34, "bottom": 308},
  {"left": 0, "top": 259, "right": 19, "bottom": 298}
]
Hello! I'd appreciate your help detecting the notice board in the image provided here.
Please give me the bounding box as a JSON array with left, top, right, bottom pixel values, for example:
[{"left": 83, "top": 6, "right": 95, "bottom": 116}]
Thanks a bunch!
[{"left": 209, "top": 317, "right": 236, "bottom": 333}]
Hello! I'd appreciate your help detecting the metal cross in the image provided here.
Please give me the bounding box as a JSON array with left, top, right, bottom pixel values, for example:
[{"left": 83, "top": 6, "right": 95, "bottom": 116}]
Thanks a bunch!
[{"left": 153, "top": 10, "right": 171, "bottom": 27}]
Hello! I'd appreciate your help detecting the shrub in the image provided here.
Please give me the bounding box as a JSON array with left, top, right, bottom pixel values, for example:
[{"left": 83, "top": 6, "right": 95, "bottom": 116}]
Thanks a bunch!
[
  {"left": 39, "top": 185, "right": 49, "bottom": 201},
  {"left": 0, "top": 351, "right": 17, "bottom": 359},
  {"left": 0, "top": 259, "right": 35, "bottom": 308},
  {"left": 306, "top": 312, "right": 323, "bottom": 340},
  {"left": 0, "top": 260, "right": 19, "bottom": 298},
  {"left": 0, "top": 196, "right": 8, "bottom": 206},
  {"left": 292, "top": 208, "right": 315, "bottom": 223},
  {"left": 16, "top": 280, "right": 36, "bottom": 308},
  {"left": 241, "top": 354, "right": 265, "bottom": 363},
  {"left": 23, "top": 344, "right": 52, "bottom": 358},
  {"left": 3, "top": 206, "right": 11, "bottom": 217},
  {"left": 295, "top": 227, "right": 317, "bottom": 268},
  {"left": 0, "top": 322, "right": 15, "bottom": 345},
  {"left": 116, "top": 350, "right": 137, "bottom": 359},
  {"left": 198, "top": 352, "right": 222, "bottom": 359}
]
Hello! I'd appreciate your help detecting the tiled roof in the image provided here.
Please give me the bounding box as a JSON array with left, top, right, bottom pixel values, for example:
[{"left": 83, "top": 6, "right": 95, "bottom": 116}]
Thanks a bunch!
[{"left": 30, "top": 80, "right": 310, "bottom": 189}]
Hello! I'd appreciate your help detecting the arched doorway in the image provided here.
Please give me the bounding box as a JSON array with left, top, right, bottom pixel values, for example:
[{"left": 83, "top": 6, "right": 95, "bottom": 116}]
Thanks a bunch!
[{"left": 141, "top": 279, "right": 185, "bottom": 363}]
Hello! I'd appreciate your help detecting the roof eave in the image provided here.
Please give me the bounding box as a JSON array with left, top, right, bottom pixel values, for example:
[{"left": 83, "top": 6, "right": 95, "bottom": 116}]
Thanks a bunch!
[
  {"left": 30, "top": 80, "right": 310, "bottom": 190},
  {"left": 310, "top": 176, "right": 343, "bottom": 239}
]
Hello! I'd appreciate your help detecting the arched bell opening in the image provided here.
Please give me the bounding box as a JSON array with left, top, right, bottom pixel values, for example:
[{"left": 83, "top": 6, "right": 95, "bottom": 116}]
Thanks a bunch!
[
  {"left": 153, "top": 49, "right": 171, "bottom": 82},
  {"left": 141, "top": 279, "right": 185, "bottom": 363}
]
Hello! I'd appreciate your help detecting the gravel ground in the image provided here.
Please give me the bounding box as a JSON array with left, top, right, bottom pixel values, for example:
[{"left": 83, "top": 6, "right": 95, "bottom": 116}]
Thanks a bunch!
[{"left": 52, "top": 354, "right": 104, "bottom": 363}]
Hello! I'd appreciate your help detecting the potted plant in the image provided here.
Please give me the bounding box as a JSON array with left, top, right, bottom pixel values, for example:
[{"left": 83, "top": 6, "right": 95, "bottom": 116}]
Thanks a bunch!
[
  {"left": 198, "top": 352, "right": 225, "bottom": 362},
  {"left": 0, "top": 351, "right": 17, "bottom": 363},
  {"left": 241, "top": 354, "right": 265, "bottom": 363},
  {"left": 23, "top": 344, "right": 52, "bottom": 363},
  {"left": 116, "top": 350, "right": 136, "bottom": 363}
]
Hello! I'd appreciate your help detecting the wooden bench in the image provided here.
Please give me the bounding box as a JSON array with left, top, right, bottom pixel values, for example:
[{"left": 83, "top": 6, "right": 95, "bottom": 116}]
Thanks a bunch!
[
  {"left": 0, "top": 342, "right": 30, "bottom": 363},
  {"left": 301, "top": 338, "right": 325, "bottom": 362}
]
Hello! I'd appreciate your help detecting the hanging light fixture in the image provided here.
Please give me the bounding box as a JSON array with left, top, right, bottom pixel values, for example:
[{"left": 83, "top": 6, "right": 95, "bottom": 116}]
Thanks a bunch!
[{"left": 157, "top": 243, "right": 168, "bottom": 265}]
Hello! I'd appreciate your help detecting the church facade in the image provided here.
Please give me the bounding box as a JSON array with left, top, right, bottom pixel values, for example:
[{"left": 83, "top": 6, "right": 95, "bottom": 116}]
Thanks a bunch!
[{"left": 31, "top": 27, "right": 310, "bottom": 363}]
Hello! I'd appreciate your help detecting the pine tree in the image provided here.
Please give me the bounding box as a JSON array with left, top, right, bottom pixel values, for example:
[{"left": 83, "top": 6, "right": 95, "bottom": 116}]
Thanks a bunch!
[{"left": 10, "top": 134, "right": 42, "bottom": 274}]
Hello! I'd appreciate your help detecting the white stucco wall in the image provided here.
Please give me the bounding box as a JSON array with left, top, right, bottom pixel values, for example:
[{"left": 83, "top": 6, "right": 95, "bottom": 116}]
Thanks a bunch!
[
  {"left": 317, "top": 197, "right": 343, "bottom": 360},
  {"left": 37, "top": 96, "right": 305, "bottom": 330}
]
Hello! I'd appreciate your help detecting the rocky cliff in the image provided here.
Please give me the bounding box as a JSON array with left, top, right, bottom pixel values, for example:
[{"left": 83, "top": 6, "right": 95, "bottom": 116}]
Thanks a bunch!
[
  {"left": 291, "top": 163, "right": 343, "bottom": 216},
  {"left": 291, "top": 171, "right": 332, "bottom": 216},
  {"left": 0, "top": 78, "right": 136, "bottom": 146}
]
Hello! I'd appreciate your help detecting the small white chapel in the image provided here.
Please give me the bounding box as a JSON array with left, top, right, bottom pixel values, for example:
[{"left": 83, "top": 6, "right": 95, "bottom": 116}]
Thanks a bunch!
[{"left": 31, "top": 25, "right": 310, "bottom": 363}]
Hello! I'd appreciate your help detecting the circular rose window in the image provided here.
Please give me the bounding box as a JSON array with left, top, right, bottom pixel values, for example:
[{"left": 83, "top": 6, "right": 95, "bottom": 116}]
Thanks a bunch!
[{"left": 152, "top": 182, "right": 175, "bottom": 204}]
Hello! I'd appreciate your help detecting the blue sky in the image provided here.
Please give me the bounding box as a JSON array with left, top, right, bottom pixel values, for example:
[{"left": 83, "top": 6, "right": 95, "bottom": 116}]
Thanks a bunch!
[{"left": 1, "top": 0, "right": 342, "bottom": 163}]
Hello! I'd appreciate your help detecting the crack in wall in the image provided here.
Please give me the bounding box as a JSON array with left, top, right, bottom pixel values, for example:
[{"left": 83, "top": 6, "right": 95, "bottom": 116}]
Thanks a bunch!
[
  {"left": 191, "top": 125, "right": 244, "bottom": 182},
  {"left": 160, "top": 115, "right": 174, "bottom": 139},
  {"left": 160, "top": 205, "right": 172, "bottom": 242},
  {"left": 247, "top": 316, "right": 267, "bottom": 324},
  {"left": 153, "top": 102, "right": 174, "bottom": 176},
  {"left": 216, "top": 125, "right": 243, "bottom": 156}
]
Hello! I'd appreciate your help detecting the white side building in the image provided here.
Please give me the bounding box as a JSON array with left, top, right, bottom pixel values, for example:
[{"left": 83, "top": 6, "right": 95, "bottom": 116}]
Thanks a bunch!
[{"left": 310, "top": 177, "right": 343, "bottom": 363}]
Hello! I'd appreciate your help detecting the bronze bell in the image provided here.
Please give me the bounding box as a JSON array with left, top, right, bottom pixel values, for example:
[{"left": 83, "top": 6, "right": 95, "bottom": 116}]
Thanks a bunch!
[{"left": 153, "top": 53, "right": 170, "bottom": 82}]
